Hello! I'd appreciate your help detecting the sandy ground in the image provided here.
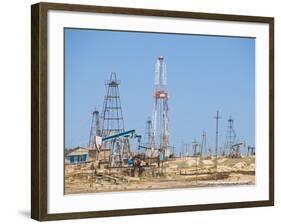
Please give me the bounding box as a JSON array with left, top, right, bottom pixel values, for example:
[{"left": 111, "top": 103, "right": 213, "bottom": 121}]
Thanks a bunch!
[{"left": 65, "top": 156, "right": 255, "bottom": 194}]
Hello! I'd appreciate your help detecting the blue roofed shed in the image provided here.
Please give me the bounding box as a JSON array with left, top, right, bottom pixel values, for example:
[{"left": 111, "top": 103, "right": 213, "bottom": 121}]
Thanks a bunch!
[{"left": 66, "top": 147, "right": 89, "bottom": 164}]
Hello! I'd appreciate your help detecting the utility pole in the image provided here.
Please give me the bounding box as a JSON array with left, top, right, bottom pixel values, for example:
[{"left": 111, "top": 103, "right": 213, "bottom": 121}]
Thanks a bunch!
[
  {"left": 214, "top": 111, "right": 221, "bottom": 175},
  {"left": 200, "top": 130, "right": 207, "bottom": 157}
]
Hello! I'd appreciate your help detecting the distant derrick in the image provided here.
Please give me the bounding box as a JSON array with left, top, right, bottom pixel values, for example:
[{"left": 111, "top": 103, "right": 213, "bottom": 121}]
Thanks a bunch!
[
  {"left": 88, "top": 109, "right": 101, "bottom": 149},
  {"left": 223, "top": 116, "right": 245, "bottom": 158},
  {"left": 143, "top": 118, "right": 152, "bottom": 148},
  {"left": 224, "top": 116, "right": 237, "bottom": 156}
]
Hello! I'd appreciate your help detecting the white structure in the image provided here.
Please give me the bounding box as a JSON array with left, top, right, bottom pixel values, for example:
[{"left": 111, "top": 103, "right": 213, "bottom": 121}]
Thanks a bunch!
[{"left": 151, "top": 56, "right": 170, "bottom": 159}]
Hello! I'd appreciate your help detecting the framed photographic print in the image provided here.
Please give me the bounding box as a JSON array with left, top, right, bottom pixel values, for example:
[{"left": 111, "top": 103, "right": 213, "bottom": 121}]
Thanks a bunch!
[{"left": 31, "top": 2, "right": 274, "bottom": 221}]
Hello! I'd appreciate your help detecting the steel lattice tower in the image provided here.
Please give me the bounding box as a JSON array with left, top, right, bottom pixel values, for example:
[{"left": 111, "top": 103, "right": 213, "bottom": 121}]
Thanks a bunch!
[
  {"left": 88, "top": 109, "right": 101, "bottom": 149},
  {"left": 143, "top": 118, "right": 152, "bottom": 148},
  {"left": 151, "top": 56, "right": 169, "bottom": 159},
  {"left": 101, "top": 72, "right": 125, "bottom": 137},
  {"left": 225, "top": 116, "right": 237, "bottom": 156},
  {"left": 101, "top": 73, "right": 129, "bottom": 160}
]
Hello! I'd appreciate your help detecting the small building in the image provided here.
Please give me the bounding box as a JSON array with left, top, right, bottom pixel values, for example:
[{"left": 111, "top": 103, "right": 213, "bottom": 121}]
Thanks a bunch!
[
  {"left": 65, "top": 147, "right": 112, "bottom": 164},
  {"left": 66, "top": 147, "right": 89, "bottom": 164}
]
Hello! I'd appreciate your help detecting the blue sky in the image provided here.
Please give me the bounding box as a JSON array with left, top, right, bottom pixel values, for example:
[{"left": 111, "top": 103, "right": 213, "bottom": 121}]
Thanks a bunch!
[{"left": 64, "top": 28, "right": 255, "bottom": 155}]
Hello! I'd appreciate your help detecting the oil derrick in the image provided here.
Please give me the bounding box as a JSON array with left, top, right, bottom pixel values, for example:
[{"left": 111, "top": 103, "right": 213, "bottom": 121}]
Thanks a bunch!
[
  {"left": 88, "top": 109, "right": 101, "bottom": 149},
  {"left": 141, "top": 118, "right": 152, "bottom": 157},
  {"left": 192, "top": 139, "right": 200, "bottom": 156},
  {"left": 151, "top": 56, "right": 170, "bottom": 160},
  {"left": 143, "top": 118, "right": 152, "bottom": 148},
  {"left": 101, "top": 73, "right": 124, "bottom": 136},
  {"left": 224, "top": 116, "right": 237, "bottom": 156},
  {"left": 101, "top": 72, "right": 129, "bottom": 165},
  {"left": 200, "top": 131, "right": 207, "bottom": 157}
]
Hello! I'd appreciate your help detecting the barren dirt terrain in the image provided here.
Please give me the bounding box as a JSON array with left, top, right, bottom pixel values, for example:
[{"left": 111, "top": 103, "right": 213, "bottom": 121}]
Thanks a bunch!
[{"left": 65, "top": 156, "right": 255, "bottom": 194}]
